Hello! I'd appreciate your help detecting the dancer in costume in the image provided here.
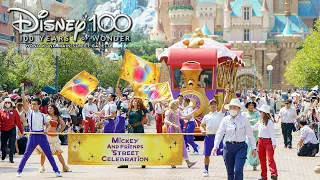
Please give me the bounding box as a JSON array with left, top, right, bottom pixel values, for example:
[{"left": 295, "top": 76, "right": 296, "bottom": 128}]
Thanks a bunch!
[
  {"left": 200, "top": 88, "right": 229, "bottom": 177},
  {"left": 82, "top": 95, "right": 98, "bottom": 133},
  {"left": 164, "top": 100, "right": 197, "bottom": 168},
  {"left": 182, "top": 98, "right": 199, "bottom": 155},
  {"left": 115, "top": 93, "right": 128, "bottom": 133},
  {"left": 17, "top": 85, "right": 62, "bottom": 177},
  {"left": 96, "top": 94, "right": 117, "bottom": 133},
  {"left": 117, "top": 97, "right": 153, "bottom": 168},
  {"left": 154, "top": 101, "right": 166, "bottom": 133},
  {"left": 252, "top": 104, "right": 278, "bottom": 180},
  {"left": 241, "top": 101, "right": 260, "bottom": 170},
  {"left": 36, "top": 103, "right": 71, "bottom": 173},
  {"left": 177, "top": 95, "right": 185, "bottom": 132},
  {"left": 213, "top": 98, "right": 257, "bottom": 180}
]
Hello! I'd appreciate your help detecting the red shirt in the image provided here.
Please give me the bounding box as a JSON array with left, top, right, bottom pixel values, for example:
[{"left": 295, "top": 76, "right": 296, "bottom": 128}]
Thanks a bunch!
[
  {"left": 40, "top": 105, "right": 48, "bottom": 114},
  {"left": 0, "top": 109, "right": 24, "bottom": 134}
]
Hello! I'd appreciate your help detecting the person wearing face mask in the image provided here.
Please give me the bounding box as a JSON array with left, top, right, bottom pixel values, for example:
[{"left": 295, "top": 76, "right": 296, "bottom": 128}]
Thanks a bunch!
[
  {"left": 241, "top": 102, "right": 260, "bottom": 171},
  {"left": 0, "top": 98, "right": 24, "bottom": 163},
  {"left": 213, "top": 98, "right": 257, "bottom": 180}
]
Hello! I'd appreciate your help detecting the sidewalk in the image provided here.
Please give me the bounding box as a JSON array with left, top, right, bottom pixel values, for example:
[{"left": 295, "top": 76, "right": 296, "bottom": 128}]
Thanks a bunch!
[{"left": 0, "top": 120, "right": 319, "bottom": 180}]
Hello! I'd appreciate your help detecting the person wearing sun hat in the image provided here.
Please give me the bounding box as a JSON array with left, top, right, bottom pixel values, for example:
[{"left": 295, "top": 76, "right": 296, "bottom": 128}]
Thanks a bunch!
[
  {"left": 0, "top": 98, "right": 24, "bottom": 163},
  {"left": 242, "top": 101, "right": 260, "bottom": 171},
  {"left": 82, "top": 95, "right": 98, "bottom": 133},
  {"left": 212, "top": 98, "right": 257, "bottom": 180},
  {"left": 252, "top": 104, "right": 278, "bottom": 180}
]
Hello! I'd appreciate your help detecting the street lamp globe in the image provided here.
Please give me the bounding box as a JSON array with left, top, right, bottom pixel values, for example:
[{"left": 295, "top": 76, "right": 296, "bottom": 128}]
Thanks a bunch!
[{"left": 267, "top": 65, "right": 273, "bottom": 71}]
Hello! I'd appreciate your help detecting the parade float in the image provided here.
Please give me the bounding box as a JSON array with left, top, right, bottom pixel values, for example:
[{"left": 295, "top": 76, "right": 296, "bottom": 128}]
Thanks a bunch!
[{"left": 158, "top": 29, "right": 244, "bottom": 136}]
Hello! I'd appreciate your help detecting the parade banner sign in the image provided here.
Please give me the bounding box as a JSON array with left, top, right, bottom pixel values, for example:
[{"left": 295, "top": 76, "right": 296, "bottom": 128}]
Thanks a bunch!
[
  {"left": 131, "top": 82, "right": 173, "bottom": 101},
  {"left": 60, "top": 71, "right": 99, "bottom": 107},
  {"left": 120, "top": 50, "right": 160, "bottom": 84},
  {"left": 68, "top": 134, "right": 183, "bottom": 165}
]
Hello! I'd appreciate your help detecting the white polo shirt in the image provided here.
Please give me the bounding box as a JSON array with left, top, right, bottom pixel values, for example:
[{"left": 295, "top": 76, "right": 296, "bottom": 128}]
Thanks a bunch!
[
  {"left": 300, "top": 125, "right": 318, "bottom": 144},
  {"left": 201, "top": 111, "right": 224, "bottom": 134},
  {"left": 279, "top": 107, "right": 297, "bottom": 123}
]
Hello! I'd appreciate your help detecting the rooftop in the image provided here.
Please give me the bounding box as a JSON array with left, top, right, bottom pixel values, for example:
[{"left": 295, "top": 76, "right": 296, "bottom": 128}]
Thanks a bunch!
[
  {"left": 231, "top": 0, "right": 262, "bottom": 17},
  {"left": 271, "top": 15, "right": 309, "bottom": 33},
  {"left": 202, "top": 23, "right": 212, "bottom": 35}
]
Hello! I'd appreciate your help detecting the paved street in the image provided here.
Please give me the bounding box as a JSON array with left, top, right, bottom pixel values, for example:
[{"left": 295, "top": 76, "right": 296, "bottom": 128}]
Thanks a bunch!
[{"left": 1, "top": 121, "right": 320, "bottom": 180}]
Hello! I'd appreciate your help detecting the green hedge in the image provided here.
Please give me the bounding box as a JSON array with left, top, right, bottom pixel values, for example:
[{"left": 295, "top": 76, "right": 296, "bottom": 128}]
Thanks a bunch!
[
  {"left": 216, "top": 39, "right": 228, "bottom": 43},
  {"left": 168, "top": 5, "right": 193, "bottom": 11},
  {"left": 265, "top": 39, "right": 279, "bottom": 45}
]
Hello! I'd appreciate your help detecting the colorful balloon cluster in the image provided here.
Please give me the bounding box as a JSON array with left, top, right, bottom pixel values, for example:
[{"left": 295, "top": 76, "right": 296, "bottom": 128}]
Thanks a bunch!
[{"left": 142, "top": 86, "right": 161, "bottom": 99}]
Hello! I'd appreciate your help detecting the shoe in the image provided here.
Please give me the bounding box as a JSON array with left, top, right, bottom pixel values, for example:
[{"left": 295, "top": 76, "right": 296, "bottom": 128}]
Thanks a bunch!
[
  {"left": 117, "top": 165, "right": 128, "bottom": 168},
  {"left": 271, "top": 175, "right": 278, "bottom": 180},
  {"left": 16, "top": 172, "right": 22, "bottom": 177},
  {"left": 203, "top": 170, "right": 209, "bottom": 177},
  {"left": 39, "top": 166, "right": 45, "bottom": 173},
  {"left": 9, "top": 160, "right": 14, "bottom": 163},
  {"left": 284, "top": 145, "right": 287, "bottom": 148},
  {"left": 253, "top": 166, "right": 257, "bottom": 171},
  {"left": 311, "top": 148, "right": 318, "bottom": 157},
  {"left": 190, "top": 151, "right": 199, "bottom": 155},
  {"left": 314, "top": 166, "right": 320, "bottom": 174},
  {"left": 55, "top": 172, "right": 62, "bottom": 177},
  {"left": 171, "top": 165, "right": 176, "bottom": 168},
  {"left": 288, "top": 145, "right": 292, "bottom": 149},
  {"left": 141, "top": 165, "right": 146, "bottom": 168},
  {"left": 62, "top": 165, "right": 72, "bottom": 172},
  {"left": 187, "top": 161, "right": 197, "bottom": 168}
]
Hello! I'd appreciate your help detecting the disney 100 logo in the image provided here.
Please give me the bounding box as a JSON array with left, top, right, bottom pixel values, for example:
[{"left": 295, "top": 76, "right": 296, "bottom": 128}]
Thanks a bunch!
[{"left": 7, "top": 8, "right": 133, "bottom": 42}]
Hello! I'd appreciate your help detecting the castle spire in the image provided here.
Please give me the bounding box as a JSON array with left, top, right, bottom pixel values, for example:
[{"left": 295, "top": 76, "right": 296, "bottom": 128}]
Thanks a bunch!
[
  {"left": 261, "top": 0, "right": 269, "bottom": 11},
  {"left": 282, "top": 17, "right": 293, "bottom": 35},
  {"left": 224, "top": 0, "right": 232, "bottom": 12},
  {"left": 284, "top": 0, "right": 291, "bottom": 17}
]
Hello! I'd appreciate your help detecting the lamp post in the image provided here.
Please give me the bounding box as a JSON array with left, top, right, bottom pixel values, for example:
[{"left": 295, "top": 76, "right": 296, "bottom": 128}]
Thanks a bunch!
[
  {"left": 253, "top": 64, "right": 256, "bottom": 90},
  {"left": 52, "top": 43, "right": 61, "bottom": 93},
  {"left": 267, "top": 65, "right": 273, "bottom": 93}
]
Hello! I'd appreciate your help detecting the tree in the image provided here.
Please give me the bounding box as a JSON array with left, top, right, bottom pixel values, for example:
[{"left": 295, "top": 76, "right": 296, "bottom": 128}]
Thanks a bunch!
[
  {"left": 284, "top": 19, "right": 320, "bottom": 88},
  {"left": 126, "top": 40, "right": 165, "bottom": 58}
]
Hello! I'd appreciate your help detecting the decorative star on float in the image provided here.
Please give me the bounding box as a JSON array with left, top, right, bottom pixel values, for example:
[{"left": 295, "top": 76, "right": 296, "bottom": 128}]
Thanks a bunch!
[
  {"left": 78, "top": 140, "right": 81, "bottom": 145},
  {"left": 173, "top": 141, "right": 177, "bottom": 146},
  {"left": 169, "top": 145, "right": 172, "bottom": 149}
]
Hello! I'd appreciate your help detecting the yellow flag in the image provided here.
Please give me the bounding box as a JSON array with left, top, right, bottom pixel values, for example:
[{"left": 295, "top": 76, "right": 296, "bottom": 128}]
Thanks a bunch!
[
  {"left": 131, "top": 82, "right": 173, "bottom": 101},
  {"left": 120, "top": 50, "right": 160, "bottom": 84},
  {"left": 59, "top": 71, "right": 99, "bottom": 107}
]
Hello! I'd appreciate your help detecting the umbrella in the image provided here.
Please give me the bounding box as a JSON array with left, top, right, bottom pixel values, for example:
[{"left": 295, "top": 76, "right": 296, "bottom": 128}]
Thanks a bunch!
[
  {"left": 41, "top": 86, "right": 57, "bottom": 94},
  {"left": 158, "top": 38, "right": 237, "bottom": 62}
]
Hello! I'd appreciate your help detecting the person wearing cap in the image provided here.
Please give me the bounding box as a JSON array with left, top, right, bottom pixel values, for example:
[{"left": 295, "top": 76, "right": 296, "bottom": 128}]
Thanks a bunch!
[
  {"left": 200, "top": 89, "right": 229, "bottom": 177},
  {"left": 17, "top": 85, "right": 62, "bottom": 177},
  {"left": 213, "top": 98, "right": 257, "bottom": 180},
  {"left": 182, "top": 97, "right": 200, "bottom": 155},
  {"left": 296, "top": 120, "right": 319, "bottom": 157},
  {"left": 241, "top": 101, "right": 260, "bottom": 171},
  {"left": 252, "top": 104, "right": 278, "bottom": 180},
  {"left": 82, "top": 95, "right": 98, "bottom": 133},
  {"left": 278, "top": 99, "right": 297, "bottom": 149},
  {"left": 0, "top": 98, "right": 24, "bottom": 163}
]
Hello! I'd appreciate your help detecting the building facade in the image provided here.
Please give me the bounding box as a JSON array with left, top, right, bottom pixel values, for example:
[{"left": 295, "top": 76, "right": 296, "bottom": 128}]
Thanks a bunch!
[
  {"left": 0, "top": 0, "right": 14, "bottom": 51},
  {"left": 152, "top": 0, "right": 320, "bottom": 90}
]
